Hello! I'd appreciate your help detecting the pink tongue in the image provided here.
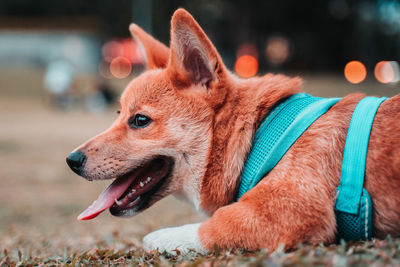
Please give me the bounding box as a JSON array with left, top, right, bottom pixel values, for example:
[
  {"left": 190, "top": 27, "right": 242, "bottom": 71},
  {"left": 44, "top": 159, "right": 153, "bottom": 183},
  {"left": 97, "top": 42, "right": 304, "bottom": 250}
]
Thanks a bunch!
[{"left": 77, "top": 175, "right": 134, "bottom": 220}]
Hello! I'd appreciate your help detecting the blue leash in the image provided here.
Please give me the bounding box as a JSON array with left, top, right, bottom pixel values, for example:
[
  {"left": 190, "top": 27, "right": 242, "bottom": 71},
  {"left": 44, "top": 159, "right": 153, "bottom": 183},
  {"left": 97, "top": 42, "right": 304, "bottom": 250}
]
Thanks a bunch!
[{"left": 236, "top": 93, "right": 387, "bottom": 241}]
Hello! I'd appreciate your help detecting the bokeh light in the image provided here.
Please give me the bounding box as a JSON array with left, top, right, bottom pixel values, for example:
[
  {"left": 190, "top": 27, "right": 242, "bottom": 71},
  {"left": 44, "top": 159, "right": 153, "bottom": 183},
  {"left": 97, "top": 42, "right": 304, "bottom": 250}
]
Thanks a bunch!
[
  {"left": 102, "top": 39, "right": 145, "bottom": 65},
  {"left": 109, "top": 56, "right": 132, "bottom": 79},
  {"left": 374, "top": 61, "right": 400, "bottom": 84},
  {"left": 235, "top": 55, "right": 259, "bottom": 78},
  {"left": 265, "top": 36, "right": 290, "bottom": 66},
  {"left": 235, "top": 43, "right": 259, "bottom": 78},
  {"left": 98, "top": 60, "right": 113, "bottom": 79},
  {"left": 102, "top": 41, "right": 124, "bottom": 62},
  {"left": 344, "top": 61, "right": 367, "bottom": 84},
  {"left": 121, "top": 39, "right": 145, "bottom": 64}
]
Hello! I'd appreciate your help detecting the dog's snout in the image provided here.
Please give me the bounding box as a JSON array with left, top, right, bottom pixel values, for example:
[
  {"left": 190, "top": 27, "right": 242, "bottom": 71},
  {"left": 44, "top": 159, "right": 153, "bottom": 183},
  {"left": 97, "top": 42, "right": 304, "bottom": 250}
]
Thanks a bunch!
[{"left": 66, "top": 150, "right": 86, "bottom": 175}]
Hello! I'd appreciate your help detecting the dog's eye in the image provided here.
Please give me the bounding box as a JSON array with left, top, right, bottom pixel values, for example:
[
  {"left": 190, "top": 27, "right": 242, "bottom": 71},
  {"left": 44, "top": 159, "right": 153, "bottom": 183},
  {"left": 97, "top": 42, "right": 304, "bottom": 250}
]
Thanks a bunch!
[{"left": 128, "top": 114, "right": 152, "bottom": 129}]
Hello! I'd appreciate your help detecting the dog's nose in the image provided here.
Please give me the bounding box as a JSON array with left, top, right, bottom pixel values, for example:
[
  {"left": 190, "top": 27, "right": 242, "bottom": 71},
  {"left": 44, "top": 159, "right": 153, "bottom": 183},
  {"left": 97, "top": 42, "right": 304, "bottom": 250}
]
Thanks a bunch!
[{"left": 66, "top": 150, "right": 86, "bottom": 175}]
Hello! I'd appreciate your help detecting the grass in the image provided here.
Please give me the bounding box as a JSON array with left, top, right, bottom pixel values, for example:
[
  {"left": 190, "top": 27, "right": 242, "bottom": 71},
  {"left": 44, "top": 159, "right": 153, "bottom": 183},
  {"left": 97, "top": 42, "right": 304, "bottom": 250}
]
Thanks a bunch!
[{"left": 2, "top": 236, "right": 400, "bottom": 266}]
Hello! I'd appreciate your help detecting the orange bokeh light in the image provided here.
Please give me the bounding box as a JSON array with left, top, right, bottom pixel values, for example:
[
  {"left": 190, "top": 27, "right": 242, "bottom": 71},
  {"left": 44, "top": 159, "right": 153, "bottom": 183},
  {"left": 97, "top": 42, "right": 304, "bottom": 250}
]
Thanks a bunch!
[
  {"left": 344, "top": 61, "right": 367, "bottom": 84},
  {"left": 110, "top": 56, "right": 132, "bottom": 79},
  {"left": 235, "top": 55, "right": 258, "bottom": 78},
  {"left": 375, "top": 61, "right": 395, "bottom": 83}
]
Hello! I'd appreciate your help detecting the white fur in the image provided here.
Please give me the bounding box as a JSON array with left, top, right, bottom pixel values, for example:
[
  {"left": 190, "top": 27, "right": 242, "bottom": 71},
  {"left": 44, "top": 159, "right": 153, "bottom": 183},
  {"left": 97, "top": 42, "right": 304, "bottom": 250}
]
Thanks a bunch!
[
  {"left": 164, "top": 113, "right": 211, "bottom": 212},
  {"left": 143, "top": 223, "right": 206, "bottom": 255}
]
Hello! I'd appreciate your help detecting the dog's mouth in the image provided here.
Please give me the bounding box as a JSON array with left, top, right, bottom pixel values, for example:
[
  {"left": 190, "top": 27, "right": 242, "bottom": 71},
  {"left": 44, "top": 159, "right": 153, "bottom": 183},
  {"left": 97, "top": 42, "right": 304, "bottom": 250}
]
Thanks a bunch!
[{"left": 77, "top": 156, "right": 173, "bottom": 220}]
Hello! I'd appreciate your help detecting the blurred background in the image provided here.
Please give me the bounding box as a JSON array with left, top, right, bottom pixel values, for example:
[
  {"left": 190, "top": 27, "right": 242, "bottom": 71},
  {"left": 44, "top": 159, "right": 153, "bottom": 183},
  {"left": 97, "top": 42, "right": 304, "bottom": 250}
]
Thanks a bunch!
[{"left": 1, "top": 0, "right": 399, "bottom": 257}]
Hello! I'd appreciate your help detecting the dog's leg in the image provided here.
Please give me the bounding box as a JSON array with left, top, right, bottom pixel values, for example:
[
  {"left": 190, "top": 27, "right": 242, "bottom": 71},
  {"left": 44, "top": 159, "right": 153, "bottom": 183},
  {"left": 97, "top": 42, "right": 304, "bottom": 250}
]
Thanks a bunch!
[
  {"left": 144, "top": 175, "right": 336, "bottom": 253},
  {"left": 143, "top": 223, "right": 206, "bottom": 255},
  {"left": 198, "top": 177, "right": 337, "bottom": 251}
]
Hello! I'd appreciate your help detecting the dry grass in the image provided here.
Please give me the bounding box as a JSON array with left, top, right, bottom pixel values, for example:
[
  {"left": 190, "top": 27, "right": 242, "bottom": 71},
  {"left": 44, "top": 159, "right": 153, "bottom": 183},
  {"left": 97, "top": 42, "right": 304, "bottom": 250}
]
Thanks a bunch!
[
  {"left": 0, "top": 69, "right": 399, "bottom": 266},
  {"left": 2, "top": 236, "right": 400, "bottom": 266}
]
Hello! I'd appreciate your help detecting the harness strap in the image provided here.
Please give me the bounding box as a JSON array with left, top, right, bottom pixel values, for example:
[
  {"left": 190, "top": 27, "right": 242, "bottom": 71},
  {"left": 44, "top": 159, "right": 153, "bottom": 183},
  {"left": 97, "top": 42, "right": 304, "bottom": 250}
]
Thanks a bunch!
[
  {"left": 236, "top": 94, "right": 340, "bottom": 200},
  {"left": 335, "top": 97, "right": 387, "bottom": 214},
  {"left": 235, "top": 93, "right": 387, "bottom": 241}
]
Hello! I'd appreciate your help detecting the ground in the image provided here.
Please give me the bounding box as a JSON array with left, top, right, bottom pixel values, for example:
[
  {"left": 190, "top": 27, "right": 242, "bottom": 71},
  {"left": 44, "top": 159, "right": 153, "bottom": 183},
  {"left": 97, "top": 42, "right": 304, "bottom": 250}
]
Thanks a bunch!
[{"left": 0, "top": 69, "right": 399, "bottom": 266}]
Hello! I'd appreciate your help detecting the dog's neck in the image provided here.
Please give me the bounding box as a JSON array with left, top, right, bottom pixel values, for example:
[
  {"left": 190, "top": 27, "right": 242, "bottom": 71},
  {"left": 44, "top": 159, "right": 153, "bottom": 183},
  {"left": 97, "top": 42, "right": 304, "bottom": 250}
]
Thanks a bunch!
[{"left": 199, "top": 74, "right": 301, "bottom": 214}]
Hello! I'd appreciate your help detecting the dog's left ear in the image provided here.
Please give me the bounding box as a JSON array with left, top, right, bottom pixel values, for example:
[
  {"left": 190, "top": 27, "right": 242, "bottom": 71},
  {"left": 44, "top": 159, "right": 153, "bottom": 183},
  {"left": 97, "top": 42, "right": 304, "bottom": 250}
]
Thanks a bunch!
[
  {"left": 167, "top": 9, "right": 225, "bottom": 88},
  {"left": 129, "top": 23, "right": 169, "bottom": 69}
]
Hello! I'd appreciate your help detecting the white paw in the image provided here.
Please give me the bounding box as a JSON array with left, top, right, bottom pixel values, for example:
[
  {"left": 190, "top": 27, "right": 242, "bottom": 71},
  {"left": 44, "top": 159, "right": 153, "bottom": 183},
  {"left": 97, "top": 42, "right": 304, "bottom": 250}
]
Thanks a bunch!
[{"left": 143, "top": 223, "right": 206, "bottom": 255}]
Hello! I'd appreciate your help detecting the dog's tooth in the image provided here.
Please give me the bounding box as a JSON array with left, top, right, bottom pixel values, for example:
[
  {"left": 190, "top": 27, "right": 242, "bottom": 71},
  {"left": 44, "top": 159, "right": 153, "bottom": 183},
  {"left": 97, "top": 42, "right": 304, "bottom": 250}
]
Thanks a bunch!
[
  {"left": 140, "top": 181, "right": 144, "bottom": 187},
  {"left": 131, "top": 189, "right": 136, "bottom": 193},
  {"left": 114, "top": 198, "right": 122, "bottom": 206},
  {"left": 147, "top": 177, "right": 151, "bottom": 182}
]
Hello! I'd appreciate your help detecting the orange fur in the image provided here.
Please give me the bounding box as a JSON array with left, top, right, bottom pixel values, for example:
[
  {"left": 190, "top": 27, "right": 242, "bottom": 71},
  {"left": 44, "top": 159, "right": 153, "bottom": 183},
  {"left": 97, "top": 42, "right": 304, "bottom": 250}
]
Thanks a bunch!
[
  {"left": 72, "top": 8, "right": 400, "bottom": 251},
  {"left": 129, "top": 24, "right": 169, "bottom": 69}
]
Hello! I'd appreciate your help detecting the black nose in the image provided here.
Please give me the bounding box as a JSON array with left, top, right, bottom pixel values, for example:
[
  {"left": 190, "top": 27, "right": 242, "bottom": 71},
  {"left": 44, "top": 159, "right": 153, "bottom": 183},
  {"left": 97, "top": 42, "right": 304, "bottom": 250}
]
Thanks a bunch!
[{"left": 66, "top": 150, "right": 86, "bottom": 175}]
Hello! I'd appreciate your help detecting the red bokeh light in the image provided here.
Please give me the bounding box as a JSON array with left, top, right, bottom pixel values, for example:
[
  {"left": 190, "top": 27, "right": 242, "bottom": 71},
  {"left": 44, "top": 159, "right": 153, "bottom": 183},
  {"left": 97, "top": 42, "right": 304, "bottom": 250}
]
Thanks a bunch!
[
  {"left": 235, "top": 55, "right": 259, "bottom": 78},
  {"left": 102, "top": 39, "right": 145, "bottom": 65},
  {"left": 102, "top": 41, "right": 124, "bottom": 62}
]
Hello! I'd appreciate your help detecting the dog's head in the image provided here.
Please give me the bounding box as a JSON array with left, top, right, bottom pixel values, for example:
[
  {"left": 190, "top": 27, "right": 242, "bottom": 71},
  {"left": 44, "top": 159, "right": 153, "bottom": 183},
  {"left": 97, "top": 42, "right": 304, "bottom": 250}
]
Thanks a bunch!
[{"left": 67, "top": 9, "right": 231, "bottom": 219}]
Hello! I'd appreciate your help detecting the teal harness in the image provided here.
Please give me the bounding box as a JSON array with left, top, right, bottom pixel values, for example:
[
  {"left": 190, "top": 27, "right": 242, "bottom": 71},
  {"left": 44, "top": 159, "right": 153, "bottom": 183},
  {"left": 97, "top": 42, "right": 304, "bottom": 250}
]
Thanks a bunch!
[{"left": 236, "top": 93, "right": 387, "bottom": 241}]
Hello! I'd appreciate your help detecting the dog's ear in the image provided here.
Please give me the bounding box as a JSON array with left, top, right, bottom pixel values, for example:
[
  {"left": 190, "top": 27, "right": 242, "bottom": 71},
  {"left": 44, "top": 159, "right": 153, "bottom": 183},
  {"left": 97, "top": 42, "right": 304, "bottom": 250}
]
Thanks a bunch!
[
  {"left": 167, "top": 8, "right": 225, "bottom": 88},
  {"left": 129, "top": 23, "right": 169, "bottom": 69}
]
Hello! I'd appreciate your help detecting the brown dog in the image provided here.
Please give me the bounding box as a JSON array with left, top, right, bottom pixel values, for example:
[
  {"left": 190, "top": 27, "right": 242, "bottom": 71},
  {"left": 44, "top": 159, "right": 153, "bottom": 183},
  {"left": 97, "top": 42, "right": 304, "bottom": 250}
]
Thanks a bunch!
[{"left": 66, "top": 8, "right": 400, "bottom": 253}]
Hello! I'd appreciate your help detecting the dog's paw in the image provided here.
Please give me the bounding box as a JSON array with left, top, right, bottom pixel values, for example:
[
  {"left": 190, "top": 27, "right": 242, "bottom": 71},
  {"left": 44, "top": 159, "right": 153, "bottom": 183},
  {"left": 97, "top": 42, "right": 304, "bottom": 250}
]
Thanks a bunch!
[{"left": 143, "top": 223, "right": 206, "bottom": 255}]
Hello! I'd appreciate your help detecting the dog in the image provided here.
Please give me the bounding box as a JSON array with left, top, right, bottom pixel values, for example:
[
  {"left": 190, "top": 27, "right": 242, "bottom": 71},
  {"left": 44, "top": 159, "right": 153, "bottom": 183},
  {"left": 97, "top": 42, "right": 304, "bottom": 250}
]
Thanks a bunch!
[{"left": 66, "top": 8, "right": 400, "bottom": 254}]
